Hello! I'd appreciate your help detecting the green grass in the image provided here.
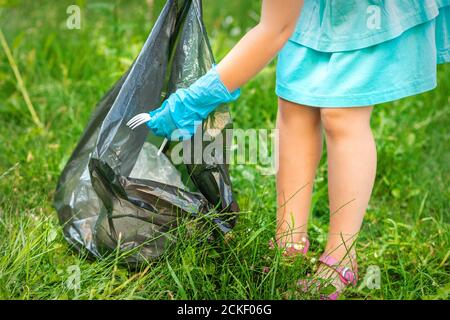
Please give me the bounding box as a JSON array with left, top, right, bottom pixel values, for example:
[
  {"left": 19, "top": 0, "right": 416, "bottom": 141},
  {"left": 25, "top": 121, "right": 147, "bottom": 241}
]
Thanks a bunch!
[{"left": 0, "top": 0, "right": 449, "bottom": 300}]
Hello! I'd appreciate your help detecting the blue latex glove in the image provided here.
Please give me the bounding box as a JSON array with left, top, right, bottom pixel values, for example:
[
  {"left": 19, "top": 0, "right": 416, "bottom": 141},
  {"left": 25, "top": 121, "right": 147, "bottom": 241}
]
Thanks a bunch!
[{"left": 146, "top": 66, "right": 240, "bottom": 140}]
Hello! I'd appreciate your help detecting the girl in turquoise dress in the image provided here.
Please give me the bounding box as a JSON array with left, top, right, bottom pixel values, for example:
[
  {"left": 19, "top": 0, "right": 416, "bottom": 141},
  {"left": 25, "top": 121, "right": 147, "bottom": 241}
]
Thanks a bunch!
[{"left": 129, "top": 0, "right": 450, "bottom": 299}]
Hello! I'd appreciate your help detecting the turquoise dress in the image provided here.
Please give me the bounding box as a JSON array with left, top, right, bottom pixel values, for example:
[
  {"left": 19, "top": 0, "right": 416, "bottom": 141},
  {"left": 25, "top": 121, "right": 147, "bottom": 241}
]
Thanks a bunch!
[{"left": 276, "top": 0, "right": 450, "bottom": 107}]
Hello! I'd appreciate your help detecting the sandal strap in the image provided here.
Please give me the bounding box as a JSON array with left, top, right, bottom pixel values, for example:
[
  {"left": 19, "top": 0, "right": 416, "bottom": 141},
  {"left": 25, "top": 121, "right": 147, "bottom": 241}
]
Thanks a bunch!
[
  {"left": 285, "top": 238, "right": 310, "bottom": 255},
  {"left": 269, "top": 237, "right": 310, "bottom": 255},
  {"left": 319, "top": 254, "right": 358, "bottom": 286}
]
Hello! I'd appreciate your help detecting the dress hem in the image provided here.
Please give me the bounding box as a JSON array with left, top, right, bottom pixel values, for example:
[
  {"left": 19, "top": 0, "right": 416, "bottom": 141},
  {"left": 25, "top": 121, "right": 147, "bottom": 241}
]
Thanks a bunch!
[
  {"left": 437, "top": 49, "right": 450, "bottom": 63},
  {"left": 276, "top": 77, "right": 438, "bottom": 108}
]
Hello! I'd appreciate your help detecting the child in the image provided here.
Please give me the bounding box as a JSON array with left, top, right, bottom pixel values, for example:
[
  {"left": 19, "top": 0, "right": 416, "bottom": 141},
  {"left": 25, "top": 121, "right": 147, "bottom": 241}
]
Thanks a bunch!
[{"left": 129, "top": 0, "right": 450, "bottom": 299}]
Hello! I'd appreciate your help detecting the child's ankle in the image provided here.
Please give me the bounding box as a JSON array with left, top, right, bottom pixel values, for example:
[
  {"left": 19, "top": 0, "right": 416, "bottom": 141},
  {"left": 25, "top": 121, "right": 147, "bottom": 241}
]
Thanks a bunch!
[{"left": 322, "top": 248, "right": 357, "bottom": 267}]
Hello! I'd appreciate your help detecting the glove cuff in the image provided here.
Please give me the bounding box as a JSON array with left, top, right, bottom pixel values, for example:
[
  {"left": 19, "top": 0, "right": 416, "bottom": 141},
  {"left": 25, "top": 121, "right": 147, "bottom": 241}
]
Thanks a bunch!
[
  {"left": 209, "top": 64, "right": 241, "bottom": 102},
  {"left": 191, "top": 65, "right": 241, "bottom": 104}
]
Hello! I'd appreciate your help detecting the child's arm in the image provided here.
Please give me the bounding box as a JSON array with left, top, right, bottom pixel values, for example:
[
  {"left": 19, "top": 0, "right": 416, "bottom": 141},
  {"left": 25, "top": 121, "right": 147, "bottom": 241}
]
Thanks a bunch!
[
  {"left": 217, "top": 0, "right": 304, "bottom": 92},
  {"left": 129, "top": 0, "right": 304, "bottom": 139}
]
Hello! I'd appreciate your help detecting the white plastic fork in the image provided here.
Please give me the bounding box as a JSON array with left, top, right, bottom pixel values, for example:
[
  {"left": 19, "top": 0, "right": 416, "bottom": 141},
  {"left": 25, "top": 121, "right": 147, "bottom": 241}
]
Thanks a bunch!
[
  {"left": 126, "top": 113, "right": 168, "bottom": 156},
  {"left": 126, "top": 112, "right": 151, "bottom": 129}
]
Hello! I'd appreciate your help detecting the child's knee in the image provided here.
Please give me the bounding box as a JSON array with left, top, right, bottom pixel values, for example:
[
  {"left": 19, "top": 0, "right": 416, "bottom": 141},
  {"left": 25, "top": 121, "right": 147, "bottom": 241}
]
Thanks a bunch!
[
  {"left": 278, "top": 98, "right": 321, "bottom": 127},
  {"left": 320, "top": 108, "right": 372, "bottom": 138},
  {"left": 320, "top": 109, "right": 349, "bottom": 137}
]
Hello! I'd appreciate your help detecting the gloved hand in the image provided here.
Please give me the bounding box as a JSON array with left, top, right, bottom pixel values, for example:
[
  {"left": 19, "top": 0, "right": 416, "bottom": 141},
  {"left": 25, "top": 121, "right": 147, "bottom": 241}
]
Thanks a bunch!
[{"left": 146, "top": 66, "right": 240, "bottom": 140}]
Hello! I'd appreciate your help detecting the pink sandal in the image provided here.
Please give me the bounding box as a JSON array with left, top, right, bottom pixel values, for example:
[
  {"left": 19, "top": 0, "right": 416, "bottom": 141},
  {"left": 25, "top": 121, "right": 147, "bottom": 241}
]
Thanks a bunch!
[
  {"left": 268, "top": 236, "right": 310, "bottom": 257},
  {"left": 298, "top": 254, "right": 358, "bottom": 300}
]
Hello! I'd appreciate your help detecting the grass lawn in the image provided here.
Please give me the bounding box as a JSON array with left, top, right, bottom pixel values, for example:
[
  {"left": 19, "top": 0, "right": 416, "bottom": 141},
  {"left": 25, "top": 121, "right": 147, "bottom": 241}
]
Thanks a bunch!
[{"left": 0, "top": 0, "right": 449, "bottom": 300}]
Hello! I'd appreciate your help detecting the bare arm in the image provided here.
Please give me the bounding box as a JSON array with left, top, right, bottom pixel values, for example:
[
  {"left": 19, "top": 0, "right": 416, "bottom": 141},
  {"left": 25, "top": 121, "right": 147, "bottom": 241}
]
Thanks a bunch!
[{"left": 216, "top": 0, "right": 304, "bottom": 92}]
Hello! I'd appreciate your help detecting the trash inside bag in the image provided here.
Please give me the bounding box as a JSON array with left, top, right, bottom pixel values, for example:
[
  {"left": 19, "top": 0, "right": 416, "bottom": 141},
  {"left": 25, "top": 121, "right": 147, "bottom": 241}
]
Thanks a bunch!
[{"left": 54, "top": 0, "right": 239, "bottom": 265}]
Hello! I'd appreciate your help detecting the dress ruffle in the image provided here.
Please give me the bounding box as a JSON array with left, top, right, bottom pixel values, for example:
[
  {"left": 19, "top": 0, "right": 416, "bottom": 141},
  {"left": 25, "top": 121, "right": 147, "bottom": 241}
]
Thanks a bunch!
[{"left": 290, "top": 0, "right": 450, "bottom": 53}]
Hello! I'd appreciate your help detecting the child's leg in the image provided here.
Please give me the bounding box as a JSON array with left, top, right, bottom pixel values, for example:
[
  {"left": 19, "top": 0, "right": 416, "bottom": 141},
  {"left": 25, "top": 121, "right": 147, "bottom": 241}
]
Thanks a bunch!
[
  {"left": 276, "top": 98, "right": 322, "bottom": 244},
  {"left": 320, "top": 106, "right": 376, "bottom": 262}
]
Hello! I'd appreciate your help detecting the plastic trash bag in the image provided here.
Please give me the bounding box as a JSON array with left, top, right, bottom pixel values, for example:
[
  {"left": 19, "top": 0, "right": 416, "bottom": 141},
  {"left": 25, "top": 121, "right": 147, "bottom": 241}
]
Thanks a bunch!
[{"left": 54, "top": 0, "right": 239, "bottom": 266}]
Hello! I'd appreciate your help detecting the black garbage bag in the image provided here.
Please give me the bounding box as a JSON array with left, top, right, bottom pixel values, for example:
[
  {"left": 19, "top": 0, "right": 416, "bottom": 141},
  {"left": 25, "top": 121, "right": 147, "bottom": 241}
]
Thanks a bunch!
[{"left": 54, "top": 0, "right": 239, "bottom": 265}]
